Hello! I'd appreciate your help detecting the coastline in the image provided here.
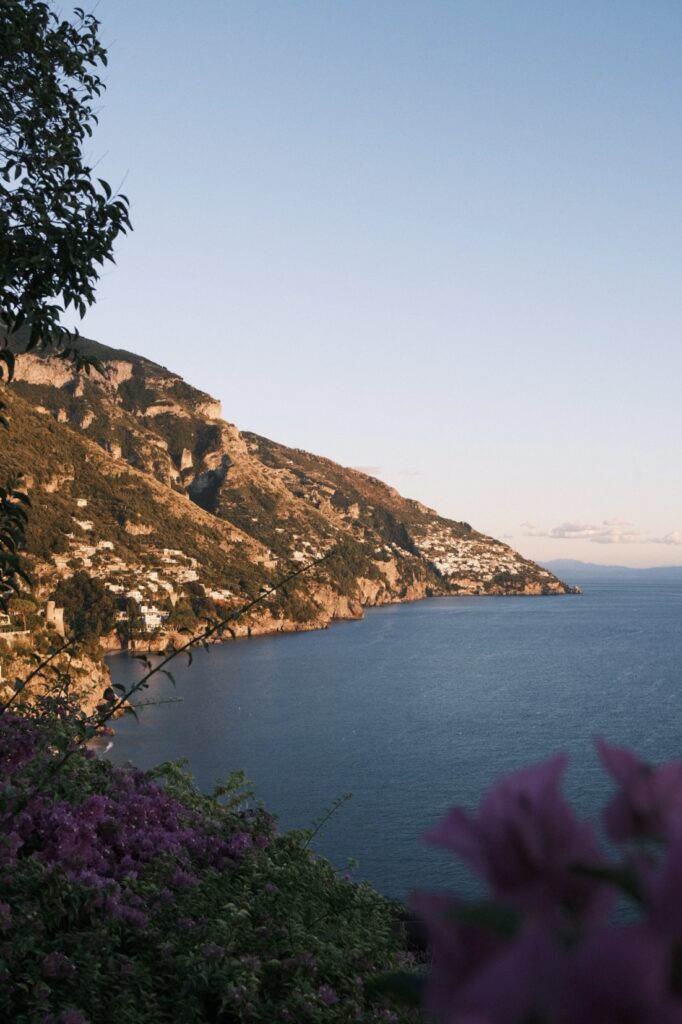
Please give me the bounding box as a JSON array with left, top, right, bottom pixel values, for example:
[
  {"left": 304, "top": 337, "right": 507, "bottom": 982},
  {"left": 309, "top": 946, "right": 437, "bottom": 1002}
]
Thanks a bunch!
[
  {"left": 104, "top": 579, "right": 580, "bottom": 659},
  {"left": 100, "top": 585, "right": 582, "bottom": 732}
]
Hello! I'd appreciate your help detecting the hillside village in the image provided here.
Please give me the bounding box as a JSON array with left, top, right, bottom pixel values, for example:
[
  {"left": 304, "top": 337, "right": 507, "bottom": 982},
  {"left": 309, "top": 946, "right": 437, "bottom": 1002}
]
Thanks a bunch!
[
  {"left": 53, "top": 497, "right": 226, "bottom": 635},
  {"left": 413, "top": 525, "right": 558, "bottom": 591},
  {"left": 0, "top": 334, "right": 573, "bottom": 662}
]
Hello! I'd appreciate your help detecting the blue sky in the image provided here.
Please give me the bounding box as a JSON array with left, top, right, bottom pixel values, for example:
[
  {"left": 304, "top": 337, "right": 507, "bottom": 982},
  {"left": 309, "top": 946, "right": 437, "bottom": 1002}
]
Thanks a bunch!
[{"left": 80, "top": 1, "right": 682, "bottom": 566}]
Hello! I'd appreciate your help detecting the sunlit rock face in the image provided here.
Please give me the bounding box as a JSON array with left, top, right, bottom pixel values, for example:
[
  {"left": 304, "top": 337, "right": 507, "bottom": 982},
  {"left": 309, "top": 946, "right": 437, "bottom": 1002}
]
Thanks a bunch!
[{"left": 4, "top": 332, "right": 572, "bottom": 640}]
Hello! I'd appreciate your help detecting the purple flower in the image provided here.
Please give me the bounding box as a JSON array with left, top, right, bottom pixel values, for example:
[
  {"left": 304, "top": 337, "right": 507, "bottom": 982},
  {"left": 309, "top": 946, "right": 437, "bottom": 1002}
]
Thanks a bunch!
[
  {"left": 264, "top": 882, "right": 280, "bottom": 895},
  {"left": 0, "top": 900, "right": 11, "bottom": 931},
  {"left": 240, "top": 954, "right": 261, "bottom": 969},
  {"left": 411, "top": 746, "right": 682, "bottom": 1023},
  {"left": 227, "top": 832, "right": 253, "bottom": 858},
  {"left": 451, "top": 923, "right": 566, "bottom": 1024},
  {"left": 0, "top": 714, "right": 44, "bottom": 778},
  {"left": 597, "top": 737, "right": 682, "bottom": 843},
  {"left": 564, "top": 924, "right": 682, "bottom": 1024},
  {"left": 410, "top": 890, "right": 504, "bottom": 1016},
  {"left": 413, "top": 891, "right": 569, "bottom": 1024},
  {"left": 105, "top": 897, "right": 147, "bottom": 928},
  {"left": 202, "top": 943, "right": 224, "bottom": 959},
  {"left": 226, "top": 983, "right": 248, "bottom": 1004},
  {"left": 57, "top": 1012, "right": 90, "bottom": 1024},
  {"left": 639, "top": 816, "right": 682, "bottom": 939},
  {"left": 169, "top": 868, "right": 197, "bottom": 888},
  {"left": 66, "top": 869, "right": 107, "bottom": 889},
  {"left": 425, "top": 754, "right": 610, "bottom": 920},
  {"left": 42, "top": 952, "right": 76, "bottom": 979},
  {"left": 318, "top": 984, "right": 339, "bottom": 1006}
]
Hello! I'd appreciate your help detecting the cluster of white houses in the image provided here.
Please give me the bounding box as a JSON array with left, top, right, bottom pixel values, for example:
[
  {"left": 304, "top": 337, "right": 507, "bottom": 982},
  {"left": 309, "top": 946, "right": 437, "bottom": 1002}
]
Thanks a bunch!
[
  {"left": 414, "top": 529, "right": 554, "bottom": 583},
  {"left": 0, "top": 600, "right": 65, "bottom": 645},
  {"left": 104, "top": 549, "right": 234, "bottom": 633},
  {"left": 52, "top": 503, "right": 237, "bottom": 633}
]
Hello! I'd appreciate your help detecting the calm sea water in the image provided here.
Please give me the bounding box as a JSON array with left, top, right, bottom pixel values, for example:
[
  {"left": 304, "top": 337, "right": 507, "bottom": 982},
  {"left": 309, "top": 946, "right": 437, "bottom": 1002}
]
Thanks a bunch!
[{"left": 106, "top": 581, "right": 682, "bottom": 900}]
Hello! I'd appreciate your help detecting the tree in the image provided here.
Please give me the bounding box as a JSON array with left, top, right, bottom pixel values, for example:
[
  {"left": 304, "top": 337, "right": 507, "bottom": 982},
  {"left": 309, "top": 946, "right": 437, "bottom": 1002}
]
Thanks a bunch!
[
  {"left": 167, "top": 599, "right": 200, "bottom": 633},
  {"left": 52, "top": 570, "right": 117, "bottom": 639},
  {"left": 0, "top": 2, "right": 131, "bottom": 605},
  {"left": 0, "top": 1, "right": 131, "bottom": 357},
  {"left": 115, "top": 595, "right": 144, "bottom": 648},
  {"left": 185, "top": 579, "right": 219, "bottom": 620}
]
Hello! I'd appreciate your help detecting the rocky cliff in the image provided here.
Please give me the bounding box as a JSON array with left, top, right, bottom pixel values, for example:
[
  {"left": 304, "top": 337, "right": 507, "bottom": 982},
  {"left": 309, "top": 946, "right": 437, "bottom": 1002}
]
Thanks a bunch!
[{"left": 1, "top": 333, "right": 572, "bottom": 639}]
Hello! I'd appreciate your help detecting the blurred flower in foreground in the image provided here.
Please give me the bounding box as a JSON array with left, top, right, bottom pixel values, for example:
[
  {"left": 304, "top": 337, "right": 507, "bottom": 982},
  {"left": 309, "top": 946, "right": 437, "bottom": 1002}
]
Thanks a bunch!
[
  {"left": 596, "top": 737, "right": 682, "bottom": 843},
  {"left": 412, "top": 742, "right": 682, "bottom": 1024},
  {"left": 424, "top": 754, "right": 611, "bottom": 923}
]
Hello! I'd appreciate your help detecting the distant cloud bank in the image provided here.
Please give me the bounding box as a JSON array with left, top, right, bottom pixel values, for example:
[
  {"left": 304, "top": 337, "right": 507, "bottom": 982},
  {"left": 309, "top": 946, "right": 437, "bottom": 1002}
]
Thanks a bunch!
[
  {"left": 653, "top": 531, "right": 682, "bottom": 546},
  {"left": 521, "top": 519, "right": 682, "bottom": 546}
]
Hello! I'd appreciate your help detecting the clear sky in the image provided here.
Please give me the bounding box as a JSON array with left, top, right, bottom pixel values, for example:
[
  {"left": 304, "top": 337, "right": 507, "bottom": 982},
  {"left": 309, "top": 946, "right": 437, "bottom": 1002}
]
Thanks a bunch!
[{"left": 79, "top": 0, "right": 682, "bottom": 567}]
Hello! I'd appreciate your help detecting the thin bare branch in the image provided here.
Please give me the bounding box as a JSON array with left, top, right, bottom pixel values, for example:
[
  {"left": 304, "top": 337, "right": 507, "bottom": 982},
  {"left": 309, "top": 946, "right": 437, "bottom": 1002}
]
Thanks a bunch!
[{"left": 0, "top": 635, "right": 77, "bottom": 715}]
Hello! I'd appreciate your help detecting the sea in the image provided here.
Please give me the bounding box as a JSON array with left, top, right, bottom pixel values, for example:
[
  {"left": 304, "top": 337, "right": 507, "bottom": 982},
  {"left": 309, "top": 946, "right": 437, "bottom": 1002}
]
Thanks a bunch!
[{"left": 105, "top": 580, "right": 682, "bottom": 901}]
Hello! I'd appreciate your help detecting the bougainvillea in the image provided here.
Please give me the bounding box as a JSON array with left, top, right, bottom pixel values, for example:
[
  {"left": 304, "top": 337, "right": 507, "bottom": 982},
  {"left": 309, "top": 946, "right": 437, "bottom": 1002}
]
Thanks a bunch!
[
  {"left": 413, "top": 741, "right": 682, "bottom": 1023},
  {"left": 13, "top": 710, "right": 682, "bottom": 1024},
  {"left": 0, "top": 713, "right": 419, "bottom": 1024}
]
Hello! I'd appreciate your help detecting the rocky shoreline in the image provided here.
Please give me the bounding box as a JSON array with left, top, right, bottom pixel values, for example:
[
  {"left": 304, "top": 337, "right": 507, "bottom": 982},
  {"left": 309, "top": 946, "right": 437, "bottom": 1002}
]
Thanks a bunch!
[{"left": 106, "top": 577, "right": 580, "bottom": 656}]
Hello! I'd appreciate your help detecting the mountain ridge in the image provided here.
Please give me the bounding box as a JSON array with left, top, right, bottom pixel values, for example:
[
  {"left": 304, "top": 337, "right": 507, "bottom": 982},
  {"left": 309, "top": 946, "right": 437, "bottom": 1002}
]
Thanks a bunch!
[
  {"left": 543, "top": 558, "right": 682, "bottom": 583},
  {"left": 1, "top": 333, "right": 574, "bottom": 640}
]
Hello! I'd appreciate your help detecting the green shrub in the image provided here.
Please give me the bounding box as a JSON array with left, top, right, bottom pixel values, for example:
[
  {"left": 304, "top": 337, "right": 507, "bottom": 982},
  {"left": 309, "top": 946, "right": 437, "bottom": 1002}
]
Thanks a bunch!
[{"left": 0, "top": 719, "right": 421, "bottom": 1024}]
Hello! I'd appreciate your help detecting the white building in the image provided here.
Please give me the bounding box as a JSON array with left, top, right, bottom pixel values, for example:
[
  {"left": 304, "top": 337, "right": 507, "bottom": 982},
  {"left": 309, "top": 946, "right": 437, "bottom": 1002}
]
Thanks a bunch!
[{"left": 140, "top": 605, "right": 168, "bottom": 631}]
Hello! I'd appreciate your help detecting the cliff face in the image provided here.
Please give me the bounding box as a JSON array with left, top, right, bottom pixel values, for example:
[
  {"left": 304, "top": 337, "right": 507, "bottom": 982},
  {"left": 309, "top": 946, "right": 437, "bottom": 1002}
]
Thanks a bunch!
[
  {"left": 1, "top": 334, "right": 572, "bottom": 637},
  {"left": 0, "top": 646, "right": 111, "bottom": 717}
]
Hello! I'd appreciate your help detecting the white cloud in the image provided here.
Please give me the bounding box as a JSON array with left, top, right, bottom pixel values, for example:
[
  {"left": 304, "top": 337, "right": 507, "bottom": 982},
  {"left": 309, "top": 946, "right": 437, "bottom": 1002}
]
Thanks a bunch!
[
  {"left": 652, "top": 531, "right": 682, "bottom": 546},
  {"left": 522, "top": 518, "right": 648, "bottom": 544}
]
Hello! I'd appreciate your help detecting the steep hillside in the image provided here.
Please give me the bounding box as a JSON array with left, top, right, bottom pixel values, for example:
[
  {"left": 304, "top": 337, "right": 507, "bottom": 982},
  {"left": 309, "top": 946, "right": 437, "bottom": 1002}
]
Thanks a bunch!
[{"left": 2, "top": 335, "right": 572, "bottom": 638}]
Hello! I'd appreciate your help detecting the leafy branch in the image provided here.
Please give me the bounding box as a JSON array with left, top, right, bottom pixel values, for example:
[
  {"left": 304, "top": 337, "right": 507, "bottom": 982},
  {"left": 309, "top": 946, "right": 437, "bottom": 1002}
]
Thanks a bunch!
[
  {"left": 0, "top": 1, "right": 132, "bottom": 605},
  {"left": 303, "top": 791, "right": 353, "bottom": 850}
]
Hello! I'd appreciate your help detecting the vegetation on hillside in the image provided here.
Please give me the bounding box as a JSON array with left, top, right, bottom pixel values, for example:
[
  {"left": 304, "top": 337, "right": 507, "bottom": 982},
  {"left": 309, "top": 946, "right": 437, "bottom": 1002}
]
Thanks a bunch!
[
  {"left": 0, "top": 390, "right": 274, "bottom": 602},
  {"left": 52, "top": 572, "right": 117, "bottom": 639}
]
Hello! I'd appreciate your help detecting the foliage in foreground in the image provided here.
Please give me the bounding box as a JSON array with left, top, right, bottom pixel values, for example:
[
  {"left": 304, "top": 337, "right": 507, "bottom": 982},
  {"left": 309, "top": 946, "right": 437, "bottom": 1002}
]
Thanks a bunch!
[
  {"left": 0, "top": 0, "right": 131, "bottom": 605},
  {"left": 413, "top": 742, "right": 682, "bottom": 1023},
  {"left": 0, "top": 713, "right": 420, "bottom": 1024},
  {"left": 0, "top": 1, "right": 131, "bottom": 352}
]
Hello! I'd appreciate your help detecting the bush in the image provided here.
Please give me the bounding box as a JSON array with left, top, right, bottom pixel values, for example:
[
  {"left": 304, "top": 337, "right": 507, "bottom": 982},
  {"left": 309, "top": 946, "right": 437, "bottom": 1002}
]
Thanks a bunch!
[{"left": 0, "top": 713, "right": 420, "bottom": 1024}]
